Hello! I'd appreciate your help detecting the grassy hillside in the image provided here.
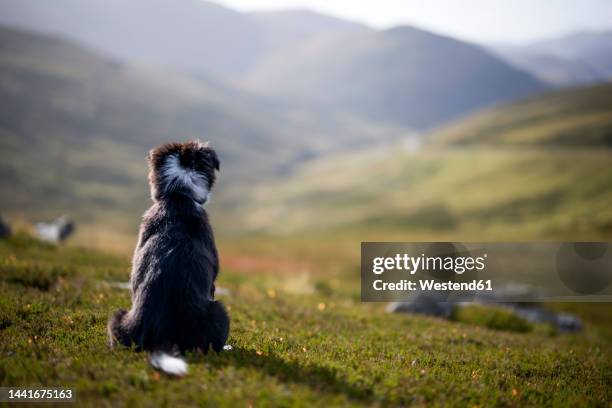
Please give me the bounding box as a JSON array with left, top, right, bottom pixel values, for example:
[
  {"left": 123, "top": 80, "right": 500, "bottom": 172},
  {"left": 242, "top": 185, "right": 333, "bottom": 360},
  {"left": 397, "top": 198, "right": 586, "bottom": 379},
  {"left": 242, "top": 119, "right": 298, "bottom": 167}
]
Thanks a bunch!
[
  {"left": 225, "top": 148, "right": 612, "bottom": 240},
  {"left": 0, "top": 26, "right": 400, "bottom": 247},
  {"left": 1, "top": 29, "right": 611, "bottom": 250},
  {"left": 1, "top": 235, "right": 610, "bottom": 406},
  {"left": 1, "top": 23, "right": 611, "bottom": 406},
  {"left": 223, "top": 84, "right": 612, "bottom": 240},
  {"left": 430, "top": 83, "right": 612, "bottom": 147}
]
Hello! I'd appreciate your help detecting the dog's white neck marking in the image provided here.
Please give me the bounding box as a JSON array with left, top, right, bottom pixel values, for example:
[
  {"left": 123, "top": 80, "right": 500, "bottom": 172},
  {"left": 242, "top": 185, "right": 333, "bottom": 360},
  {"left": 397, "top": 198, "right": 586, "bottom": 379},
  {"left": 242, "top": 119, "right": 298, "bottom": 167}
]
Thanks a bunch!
[{"left": 162, "top": 154, "right": 209, "bottom": 204}]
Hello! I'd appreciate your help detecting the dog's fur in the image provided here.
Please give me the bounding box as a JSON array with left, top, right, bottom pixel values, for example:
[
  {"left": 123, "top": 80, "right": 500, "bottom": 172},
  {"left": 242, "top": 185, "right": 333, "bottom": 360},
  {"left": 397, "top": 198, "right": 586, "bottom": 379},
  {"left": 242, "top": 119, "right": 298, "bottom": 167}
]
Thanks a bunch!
[{"left": 108, "top": 141, "right": 229, "bottom": 374}]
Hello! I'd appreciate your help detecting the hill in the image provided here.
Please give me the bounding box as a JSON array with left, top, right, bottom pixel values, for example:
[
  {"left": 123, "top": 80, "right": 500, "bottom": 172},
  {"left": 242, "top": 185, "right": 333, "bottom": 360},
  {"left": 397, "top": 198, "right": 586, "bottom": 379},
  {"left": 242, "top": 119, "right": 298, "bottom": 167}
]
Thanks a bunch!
[
  {"left": 227, "top": 148, "right": 612, "bottom": 240},
  {"left": 0, "top": 26, "right": 398, "bottom": 246},
  {"left": 493, "top": 29, "right": 612, "bottom": 86},
  {"left": 525, "top": 30, "right": 612, "bottom": 78},
  {"left": 430, "top": 83, "right": 612, "bottom": 147},
  {"left": 0, "top": 234, "right": 610, "bottom": 406},
  {"left": 224, "top": 84, "right": 612, "bottom": 239},
  {"left": 246, "top": 26, "right": 546, "bottom": 129},
  {"left": 491, "top": 50, "right": 605, "bottom": 86},
  {"left": 250, "top": 9, "right": 366, "bottom": 37},
  {"left": 1, "top": 0, "right": 547, "bottom": 130},
  {"left": 0, "top": 0, "right": 266, "bottom": 77},
  {"left": 0, "top": 0, "right": 365, "bottom": 79}
]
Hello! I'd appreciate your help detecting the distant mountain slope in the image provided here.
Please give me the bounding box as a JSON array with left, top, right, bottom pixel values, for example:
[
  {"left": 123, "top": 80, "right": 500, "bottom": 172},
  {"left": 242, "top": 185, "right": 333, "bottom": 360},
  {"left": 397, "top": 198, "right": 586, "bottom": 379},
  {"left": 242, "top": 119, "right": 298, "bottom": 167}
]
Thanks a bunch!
[
  {"left": 226, "top": 84, "right": 612, "bottom": 238},
  {"left": 526, "top": 30, "right": 612, "bottom": 73},
  {"left": 492, "top": 50, "right": 606, "bottom": 86},
  {"left": 493, "top": 29, "right": 612, "bottom": 86},
  {"left": 0, "top": 0, "right": 548, "bottom": 129},
  {"left": 247, "top": 26, "right": 546, "bottom": 129},
  {"left": 0, "top": 0, "right": 272, "bottom": 77},
  {"left": 430, "top": 83, "right": 612, "bottom": 147},
  {"left": 0, "top": 0, "right": 366, "bottom": 79},
  {"left": 250, "top": 9, "right": 367, "bottom": 38},
  {"left": 0, "top": 26, "right": 398, "bottom": 236},
  {"left": 230, "top": 148, "right": 612, "bottom": 239},
  {"left": 0, "top": 26, "right": 303, "bottom": 178},
  {"left": 248, "top": 9, "right": 368, "bottom": 54}
]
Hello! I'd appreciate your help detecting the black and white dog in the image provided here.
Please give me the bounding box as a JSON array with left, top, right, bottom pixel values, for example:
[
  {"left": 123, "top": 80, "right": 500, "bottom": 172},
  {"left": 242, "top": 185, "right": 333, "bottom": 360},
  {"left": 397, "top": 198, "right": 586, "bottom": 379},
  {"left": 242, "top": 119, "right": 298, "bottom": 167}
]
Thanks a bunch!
[{"left": 108, "top": 141, "right": 229, "bottom": 376}]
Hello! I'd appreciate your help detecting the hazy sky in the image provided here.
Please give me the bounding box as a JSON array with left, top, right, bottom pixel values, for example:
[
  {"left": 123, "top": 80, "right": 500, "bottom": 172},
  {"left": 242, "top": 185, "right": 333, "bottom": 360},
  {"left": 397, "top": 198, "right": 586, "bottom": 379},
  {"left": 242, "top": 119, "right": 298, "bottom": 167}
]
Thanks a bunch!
[{"left": 216, "top": 0, "right": 612, "bottom": 44}]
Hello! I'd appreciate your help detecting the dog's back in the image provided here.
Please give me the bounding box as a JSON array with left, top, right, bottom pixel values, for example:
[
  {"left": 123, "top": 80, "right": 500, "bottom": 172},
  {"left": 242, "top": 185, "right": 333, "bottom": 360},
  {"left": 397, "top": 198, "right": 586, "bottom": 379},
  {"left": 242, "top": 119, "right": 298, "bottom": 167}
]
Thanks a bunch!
[{"left": 108, "top": 141, "right": 229, "bottom": 375}]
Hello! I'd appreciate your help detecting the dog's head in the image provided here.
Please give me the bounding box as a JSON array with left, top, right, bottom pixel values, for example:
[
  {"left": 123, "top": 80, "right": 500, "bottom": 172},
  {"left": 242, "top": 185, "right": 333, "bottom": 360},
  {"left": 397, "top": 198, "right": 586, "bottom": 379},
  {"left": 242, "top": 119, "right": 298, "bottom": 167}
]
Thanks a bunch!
[{"left": 148, "top": 141, "right": 220, "bottom": 205}]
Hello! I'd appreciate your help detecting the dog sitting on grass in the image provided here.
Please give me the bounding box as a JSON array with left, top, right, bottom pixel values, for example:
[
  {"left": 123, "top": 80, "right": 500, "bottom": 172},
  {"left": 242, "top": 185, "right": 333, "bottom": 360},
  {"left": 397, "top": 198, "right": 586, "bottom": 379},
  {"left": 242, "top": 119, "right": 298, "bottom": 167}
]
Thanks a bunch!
[{"left": 108, "top": 140, "right": 229, "bottom": 376}]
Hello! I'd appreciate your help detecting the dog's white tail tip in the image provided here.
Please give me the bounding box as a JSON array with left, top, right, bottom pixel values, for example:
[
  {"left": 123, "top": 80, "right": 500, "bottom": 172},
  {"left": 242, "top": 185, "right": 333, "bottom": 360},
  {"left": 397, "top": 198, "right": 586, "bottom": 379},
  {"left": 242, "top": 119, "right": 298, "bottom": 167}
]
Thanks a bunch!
[{"left": 149, "top": 352, "right": 188, "bottom": 376}]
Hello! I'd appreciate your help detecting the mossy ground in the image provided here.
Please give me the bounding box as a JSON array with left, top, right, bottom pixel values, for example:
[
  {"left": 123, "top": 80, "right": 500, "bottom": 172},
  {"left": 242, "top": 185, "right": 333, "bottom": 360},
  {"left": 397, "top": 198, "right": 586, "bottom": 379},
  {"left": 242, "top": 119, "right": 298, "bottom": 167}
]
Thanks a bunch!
[{"left": 0, "top": 234, "right": 611, "bottom": 407}]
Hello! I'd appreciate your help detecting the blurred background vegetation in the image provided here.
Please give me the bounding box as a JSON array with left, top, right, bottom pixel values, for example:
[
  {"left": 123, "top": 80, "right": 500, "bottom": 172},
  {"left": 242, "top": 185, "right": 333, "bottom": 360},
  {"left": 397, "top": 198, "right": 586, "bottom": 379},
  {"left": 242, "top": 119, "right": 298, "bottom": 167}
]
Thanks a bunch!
[{"left": 0, "top": 0, "right": 611, "bottom": 256}]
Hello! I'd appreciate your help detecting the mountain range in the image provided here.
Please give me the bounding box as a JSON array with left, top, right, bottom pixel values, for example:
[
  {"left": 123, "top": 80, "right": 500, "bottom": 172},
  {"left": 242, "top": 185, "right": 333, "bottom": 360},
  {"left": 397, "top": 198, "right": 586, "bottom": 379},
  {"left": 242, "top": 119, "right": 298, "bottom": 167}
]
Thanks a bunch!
[
  {"left": 245, "top": 25, "right": 546, "bottom": 128},
  {"left": 0, "top": 0, "right": 365, "bottom": 79},
  {"left": 1, "top": 0, "right": 611, "bottom": 243},
  {"left": 1, "top": 0, "right": 610, "bottom": 125},
  {"left": 493, "top": 29, "right": 612, "bottom": 86},
  {"left": 0, "top": 25, "right": 399, "bottom": 232},
  {"left": 1, "top": 0, "right": 550, "bottom": 129}
]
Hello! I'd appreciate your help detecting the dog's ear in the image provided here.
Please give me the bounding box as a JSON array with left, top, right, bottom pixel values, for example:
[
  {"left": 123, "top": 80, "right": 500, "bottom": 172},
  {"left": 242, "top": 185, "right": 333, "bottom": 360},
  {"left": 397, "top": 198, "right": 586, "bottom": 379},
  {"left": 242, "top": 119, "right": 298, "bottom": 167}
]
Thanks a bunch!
[
  {"left": 198, "top": 141, "right": 219, "bottom": 171},
  {"left": 209, "top": 148, "right": 220, "bottom": 171}
]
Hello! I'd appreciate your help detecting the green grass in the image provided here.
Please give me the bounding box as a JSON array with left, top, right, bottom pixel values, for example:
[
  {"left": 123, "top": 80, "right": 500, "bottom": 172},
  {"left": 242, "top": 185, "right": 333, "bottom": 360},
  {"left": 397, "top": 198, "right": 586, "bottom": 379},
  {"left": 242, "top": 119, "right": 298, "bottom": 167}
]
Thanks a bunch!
[
  {"left": 430, "top": 83, "right": 612, "bottom": 148},
  {"left": 226, "top": 147, "right": 612, "bottom": 240},
  {"left": 1, "top": 235, "right": 610, "bottom": 407},
  {"left": 451, "top": 305, "right": 533, "bottom": 334}
]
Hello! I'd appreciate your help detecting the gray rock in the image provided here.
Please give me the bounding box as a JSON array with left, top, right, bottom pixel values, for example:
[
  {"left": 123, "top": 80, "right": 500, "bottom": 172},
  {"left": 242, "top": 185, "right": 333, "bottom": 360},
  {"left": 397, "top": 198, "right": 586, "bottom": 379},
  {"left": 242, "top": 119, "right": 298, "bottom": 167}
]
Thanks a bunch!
[
  {"left": 388, "top": 285, "right": 583, "bottom": 333},
  {"left": 387, "top": 293, "right": 454, "bottom": 318},
  {"left": 511, "top": 307, "right": 582, "bottom": 333}
]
